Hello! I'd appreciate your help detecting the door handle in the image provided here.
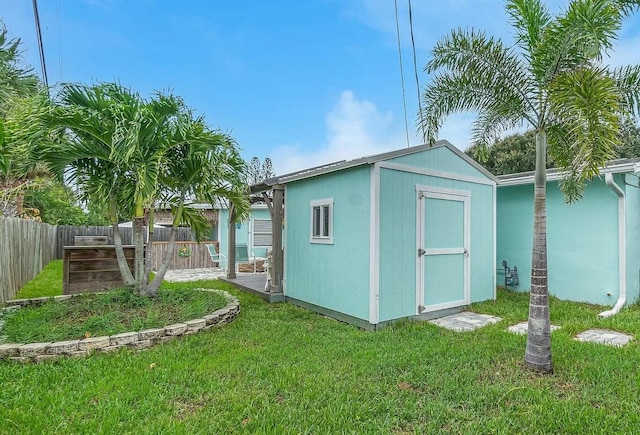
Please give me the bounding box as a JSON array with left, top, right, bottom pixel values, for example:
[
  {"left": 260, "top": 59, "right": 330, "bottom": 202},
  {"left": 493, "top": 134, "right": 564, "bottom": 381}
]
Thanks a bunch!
[{"left": 418, "top": 248, "right": 425, "bottom": 257}]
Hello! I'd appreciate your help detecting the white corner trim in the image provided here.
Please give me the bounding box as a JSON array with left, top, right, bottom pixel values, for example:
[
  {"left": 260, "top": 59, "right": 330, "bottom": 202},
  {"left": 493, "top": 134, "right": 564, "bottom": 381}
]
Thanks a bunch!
[
  {"left": 493, "top": 183, "right": 497, "bottom": 301},
  {"left": 369, "top": 163, "right": 381, "bottom": 324},
  {"left": 283, "top": 185, "right": 288, "bottom": 295}
]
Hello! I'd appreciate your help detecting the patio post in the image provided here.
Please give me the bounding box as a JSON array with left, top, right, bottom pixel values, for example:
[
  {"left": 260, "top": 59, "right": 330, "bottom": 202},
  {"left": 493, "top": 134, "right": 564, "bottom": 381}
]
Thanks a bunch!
[
  {"left": 227, "top": 203, "right": 237, "bottom": 279},
  {"left": 271, "top": 185, "right": 284, "bottom": 294}
]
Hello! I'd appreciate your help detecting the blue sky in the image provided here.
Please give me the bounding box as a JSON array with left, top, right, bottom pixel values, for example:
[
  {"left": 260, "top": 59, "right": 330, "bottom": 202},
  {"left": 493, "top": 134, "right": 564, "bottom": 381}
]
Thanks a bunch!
[{"left": 3, "top": 0, "right": 640, "bottom": 175}]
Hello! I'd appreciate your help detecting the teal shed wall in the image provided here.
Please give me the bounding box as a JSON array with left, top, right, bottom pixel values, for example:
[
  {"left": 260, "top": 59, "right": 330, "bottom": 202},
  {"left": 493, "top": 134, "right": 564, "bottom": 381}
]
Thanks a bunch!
[
  {"left": 623, "top": 174, "right": 640, "bottom": 305},
  {"left": 218, "top": 206, "right": 271, "bottom": 260},
  {"left": 496, "top": 174, "right": 640, "bottom": 306},
  {"left": 283, "top": 144, "right": 496, "bottom": 326},
  {"left": 284, "top": 166, "right": 371, "bottom": 321},
  {"left": 390, "top": 145, "right": 489, "bottom": 180},
  {"left": 378, "top": 150, "right": 495, "bottom": 322}
]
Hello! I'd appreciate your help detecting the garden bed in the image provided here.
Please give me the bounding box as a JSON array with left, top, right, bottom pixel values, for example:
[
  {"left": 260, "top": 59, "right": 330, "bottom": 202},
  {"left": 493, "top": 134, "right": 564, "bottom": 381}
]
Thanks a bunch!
[{"left": 0, "top": 288, "right": 240, "bottom": 363}]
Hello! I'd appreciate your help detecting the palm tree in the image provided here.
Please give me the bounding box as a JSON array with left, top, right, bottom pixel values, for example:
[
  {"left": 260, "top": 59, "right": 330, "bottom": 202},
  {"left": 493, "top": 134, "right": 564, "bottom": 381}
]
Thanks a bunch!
[
  {"left": 0, "top": 24, "right": 48, "bottom": 217},
  {"left": 418, "top": 0, "right": 640, "bottom": 373},
  {"left": 47, "top": 82, "right": 249, "bottom": 297}
]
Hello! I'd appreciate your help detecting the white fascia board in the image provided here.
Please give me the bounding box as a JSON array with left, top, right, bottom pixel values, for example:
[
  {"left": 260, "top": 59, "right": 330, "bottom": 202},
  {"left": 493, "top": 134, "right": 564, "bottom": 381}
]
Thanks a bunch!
[{"left": 498, "top": 161, "right": 639, "bottom": 186}]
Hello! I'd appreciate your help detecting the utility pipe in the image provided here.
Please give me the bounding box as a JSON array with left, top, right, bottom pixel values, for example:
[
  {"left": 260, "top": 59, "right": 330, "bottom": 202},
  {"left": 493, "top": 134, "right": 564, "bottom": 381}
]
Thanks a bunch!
[{"left": 599, "top": 173, "right": 626, "bottom": 318}]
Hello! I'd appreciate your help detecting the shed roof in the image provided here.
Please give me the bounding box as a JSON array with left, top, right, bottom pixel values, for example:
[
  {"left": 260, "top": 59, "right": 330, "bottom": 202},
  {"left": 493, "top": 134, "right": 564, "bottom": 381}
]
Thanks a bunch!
[
  {"left": 251, "top": 140, "right": 497, "bottom": 193},
  {"left": 498, "top": 158, "right": 640, "bottom": 186}
]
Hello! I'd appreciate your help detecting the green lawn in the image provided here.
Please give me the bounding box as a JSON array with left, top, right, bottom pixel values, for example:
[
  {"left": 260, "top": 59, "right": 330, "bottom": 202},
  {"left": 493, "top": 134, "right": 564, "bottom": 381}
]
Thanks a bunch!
[
  {"left": 15, "top": 259, "right": 64, "bottom": 299},
  {"left": 2, "top": 269, "right": 640, "bottom": 433}
]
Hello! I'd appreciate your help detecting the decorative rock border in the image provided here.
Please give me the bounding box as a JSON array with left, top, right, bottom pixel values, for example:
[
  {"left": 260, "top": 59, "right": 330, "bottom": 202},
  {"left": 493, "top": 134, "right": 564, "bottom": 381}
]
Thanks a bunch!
[{"left": 0, "top": 289, "right": 239, "bottom": 364}]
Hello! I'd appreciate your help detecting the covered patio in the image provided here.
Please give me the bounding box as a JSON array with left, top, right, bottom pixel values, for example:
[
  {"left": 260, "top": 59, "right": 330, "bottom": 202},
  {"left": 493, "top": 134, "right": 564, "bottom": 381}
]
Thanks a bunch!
[{"left": 222, "top": 182, "right": 285, "bottom": 303}]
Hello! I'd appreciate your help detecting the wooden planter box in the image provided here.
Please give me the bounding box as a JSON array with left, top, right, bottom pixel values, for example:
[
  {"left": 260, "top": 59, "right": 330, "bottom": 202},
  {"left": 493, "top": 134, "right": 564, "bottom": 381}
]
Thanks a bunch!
[{"left": 63, "top": 245, "right": 136, "bottom": 295}]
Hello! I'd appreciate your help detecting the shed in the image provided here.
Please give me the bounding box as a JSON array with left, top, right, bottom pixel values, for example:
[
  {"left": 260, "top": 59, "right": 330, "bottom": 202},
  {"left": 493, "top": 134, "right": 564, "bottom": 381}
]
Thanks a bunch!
[
  {"left": 251, "top": 141, "right": 497, "bottom": 329},
  {"left": 497, "top": 159, "right": 640, "bottom": 308}
]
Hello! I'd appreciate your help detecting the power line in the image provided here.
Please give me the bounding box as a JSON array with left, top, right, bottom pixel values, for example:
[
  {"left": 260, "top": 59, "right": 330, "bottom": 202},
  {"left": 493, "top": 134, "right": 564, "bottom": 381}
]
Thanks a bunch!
[
  {"left": 407, "top": 0, "right": 424, "bottom": 138},
  {"left": 394, "top": 0, "right": 410, "bottom": 148},
  {"left": 56, "top": 0, "right": 63, "bottom": 82},
  {"left": 32, "top": 0, "right": 49, "bottom": 87}
]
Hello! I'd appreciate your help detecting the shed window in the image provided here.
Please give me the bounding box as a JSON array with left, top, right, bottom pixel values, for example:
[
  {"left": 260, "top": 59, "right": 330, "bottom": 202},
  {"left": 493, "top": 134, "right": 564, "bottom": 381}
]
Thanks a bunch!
[
  {"left": 310, "top": 198, "right": 333, "bottom": 244},
  {"left": 252, "top": 219, "right": 272, "bottom": 247}
]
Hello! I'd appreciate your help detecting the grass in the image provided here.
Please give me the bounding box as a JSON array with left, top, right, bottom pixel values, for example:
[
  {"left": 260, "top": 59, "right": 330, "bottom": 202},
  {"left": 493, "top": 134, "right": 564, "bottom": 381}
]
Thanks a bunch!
[
  {"left": 15, "top": 259, "right": 64, "bottom": 299},
  {"left": 2, "top": 270, "right": 640, "bottom": 432},
  {"left": 2, "top": 286, "right": 228, "bottom": 343}
]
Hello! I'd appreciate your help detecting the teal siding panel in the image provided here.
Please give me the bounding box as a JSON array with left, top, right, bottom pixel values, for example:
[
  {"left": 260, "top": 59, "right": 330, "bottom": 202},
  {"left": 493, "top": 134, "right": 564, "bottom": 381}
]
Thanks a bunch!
[
  {"left": 388, "top": 146, "right": 488, "bottom": 179},
  {"left": 624, "top": 174, "right": 640, "bottom": 304},
  {"left": 285, "top": 167, "right": 371, "bottom": 320},
  {"left": 378, "top": 168, "right": 495, "bottom": 322},
  {"left": 497, "top": 178, "right": 619, "bottom": 305}
]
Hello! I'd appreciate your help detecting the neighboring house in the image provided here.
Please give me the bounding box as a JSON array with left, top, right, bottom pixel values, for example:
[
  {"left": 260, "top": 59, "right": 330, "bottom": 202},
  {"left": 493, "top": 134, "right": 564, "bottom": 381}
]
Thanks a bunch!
[
  {"left": 497, "top": 159, "right": 640, "bottom": 310},
  {"left": 217, "top": 204, "right": 272, "bottom": 260},
  {"left": 251, "top": 141, "right": 497, "bottom": 329},
  {"left": 153, "top": 203, "right": 219, "bottom": 233}
]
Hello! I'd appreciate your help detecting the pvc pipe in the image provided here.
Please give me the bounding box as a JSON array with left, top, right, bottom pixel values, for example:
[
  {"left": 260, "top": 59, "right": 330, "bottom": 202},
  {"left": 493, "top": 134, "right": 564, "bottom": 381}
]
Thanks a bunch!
[{"left": 599, "top": 173, "right": 626, "bottom": 318}]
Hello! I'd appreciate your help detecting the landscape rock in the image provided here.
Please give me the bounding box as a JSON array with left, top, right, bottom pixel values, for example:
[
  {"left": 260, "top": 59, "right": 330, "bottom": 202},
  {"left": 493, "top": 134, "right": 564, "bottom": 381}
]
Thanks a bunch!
[
  {"left": 35, "top": 354, "right": 59, "bottom": 363},
  {"left": 110, "top": 332, "right": 139, "bottom": 346},
  {"left": 78, "top": 336, "right": 110, "bottom": 351},
  {"left": 19, "top": 342, "right": 51, "bottom": 357},
  {"left": 47, "top": 340, "right": 80, "bottom": 355},
  {"left": 128, "top": 340, "right": 152, "bottom": 350},
  {"left": 164, "top": 323, "right": 188, "bottom": 336},
  {"left": 185, "top": 319, "right": 206, "bottom": 331},
  {"left": 138, "top": 328, "right": 165, "bottom": 340},
  {"left": 0, "top": 343, "right": 23, "bottom": 358}
]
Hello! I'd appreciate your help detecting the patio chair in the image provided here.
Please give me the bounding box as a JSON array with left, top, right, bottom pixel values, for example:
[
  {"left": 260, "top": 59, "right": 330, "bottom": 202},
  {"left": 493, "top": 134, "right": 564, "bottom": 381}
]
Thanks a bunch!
[
  {"left": 236, "top": 243, "right": 266, "bottom": 274},
  {"left": 206, "top": 244, "right": 227, "bottom": 271}
]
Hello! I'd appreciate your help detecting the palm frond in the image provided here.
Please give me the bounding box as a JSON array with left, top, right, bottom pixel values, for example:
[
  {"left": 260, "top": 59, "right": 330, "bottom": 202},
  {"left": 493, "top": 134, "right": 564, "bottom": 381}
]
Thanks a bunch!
[
  {"left": 506, "top": 0, "right": 551, "bottom": 55},
  {"left": 549, "top": 65, "right": 620, "bottom": 200},
  {"left": 610, "top": 64, "right": 640, "bottom": 117},
  {"left": 420, "top": 29, "right": 536, "bottom": 143}
]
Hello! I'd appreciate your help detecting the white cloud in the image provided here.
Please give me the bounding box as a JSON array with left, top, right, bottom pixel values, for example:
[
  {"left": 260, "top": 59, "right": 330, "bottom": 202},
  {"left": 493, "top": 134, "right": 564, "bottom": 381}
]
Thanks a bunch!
[
  {"left": 438, "top": 113, "right": 475, "bottom": 150},
  {"left": 271, "top": 91, "right": 420, "bottom": 175},
  {"left": 269, "top": 91, "right": 480, "bottom": 175}
]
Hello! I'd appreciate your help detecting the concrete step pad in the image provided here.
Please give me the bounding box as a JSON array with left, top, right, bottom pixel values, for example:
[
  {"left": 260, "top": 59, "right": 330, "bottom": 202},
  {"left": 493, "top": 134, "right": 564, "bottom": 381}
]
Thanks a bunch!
[{"left": 429, "top": 311, "right": 502, "bottom": 332}]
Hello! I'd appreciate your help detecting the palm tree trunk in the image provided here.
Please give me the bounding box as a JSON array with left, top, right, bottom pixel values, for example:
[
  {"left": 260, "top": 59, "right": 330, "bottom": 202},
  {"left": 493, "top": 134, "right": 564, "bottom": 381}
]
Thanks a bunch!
[
  {"left": 112, "top": 222, "right": 135, "bottom": 286},
  {"left": 144, "top": 209, "right": 155, "bottom": 279},
  {"left": 145, "top": 226, "right": 177, "bottom": 297},
  {"left": 133, "top": 215, "right": 146, "bottom": 294},
  {"left": 525, "top": 130, "right": 553, "bottom": 373}
]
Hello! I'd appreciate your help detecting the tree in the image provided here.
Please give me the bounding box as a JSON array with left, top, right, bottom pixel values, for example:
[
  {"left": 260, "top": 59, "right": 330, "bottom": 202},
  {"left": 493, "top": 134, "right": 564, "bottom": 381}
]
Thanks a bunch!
[
  {"left": 246, "top": 156, "right": 276, "bottom": 203},
  {"left": 23, "top": 179, "right": 90, "bottom": 225},
  {"left": 467, "top": 118, "right": 640, "bottom": 175},
  {"left": 419, "top": 0, "right": 640, "bottom": 373},
  {"left": 0, "top": 23, "right": 51, "bottom": 217},
  {"left": 246, "top": 156, "right": 276, "bottom": 185},
  {"left": 46, "top": 82, "right": 250, "bottom": 297}
]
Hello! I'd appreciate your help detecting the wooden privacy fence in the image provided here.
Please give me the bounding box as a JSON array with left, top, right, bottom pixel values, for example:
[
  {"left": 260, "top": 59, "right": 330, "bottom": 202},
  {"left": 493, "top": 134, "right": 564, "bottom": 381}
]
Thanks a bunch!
[
  {"left": 2, "top": 222, "right": 211, "bottom": 300},
  {"left": 56, "top": 226, "right": 193, "bottom": 259},
  {"left": 0, "top": 218, "right": 57, "bottom": 303},
  {"left": 151, "top": 241, "right": 219, "bottom": 271}
]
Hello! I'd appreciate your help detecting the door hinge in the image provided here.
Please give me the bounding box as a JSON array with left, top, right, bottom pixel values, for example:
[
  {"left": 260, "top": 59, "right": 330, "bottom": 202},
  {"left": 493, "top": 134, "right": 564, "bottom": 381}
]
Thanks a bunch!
[{"left": 418, "top": 248, "right": 425, "bottom": 257}]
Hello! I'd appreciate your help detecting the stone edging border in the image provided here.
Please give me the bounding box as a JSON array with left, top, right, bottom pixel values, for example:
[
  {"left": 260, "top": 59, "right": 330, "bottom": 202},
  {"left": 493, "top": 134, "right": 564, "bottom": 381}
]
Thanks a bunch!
[{"left": 0, "top": 288, "right": 239, "bottom": 364}]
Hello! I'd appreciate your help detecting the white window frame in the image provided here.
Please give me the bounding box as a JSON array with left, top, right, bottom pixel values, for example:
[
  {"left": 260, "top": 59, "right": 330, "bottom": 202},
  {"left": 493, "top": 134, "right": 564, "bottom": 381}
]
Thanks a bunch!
[
  {"left": 252, "top": 218, "right": 272, "bottom": 247},
  {"left": 310, "top": 198, "right": 334, "bottom": 244}
]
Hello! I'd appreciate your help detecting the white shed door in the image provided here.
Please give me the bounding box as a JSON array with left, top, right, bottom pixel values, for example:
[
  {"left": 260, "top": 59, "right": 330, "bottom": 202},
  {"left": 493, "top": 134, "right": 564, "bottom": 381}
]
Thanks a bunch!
[{"left": 417, "top": 187, "right": 470, "bottom": 313}]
